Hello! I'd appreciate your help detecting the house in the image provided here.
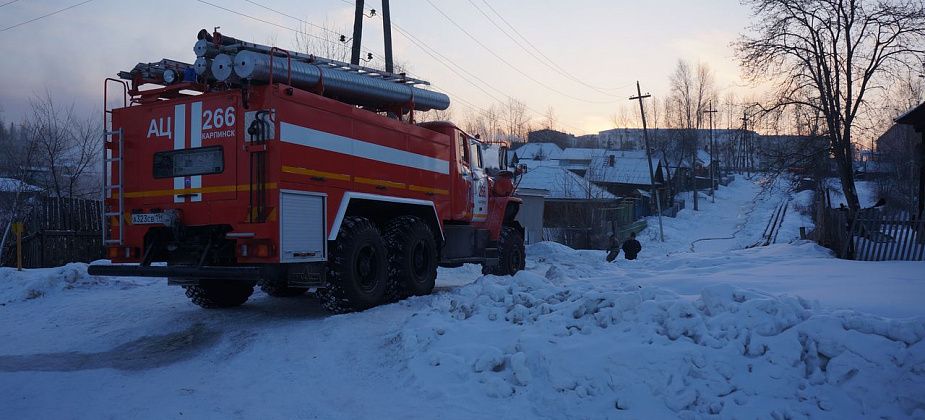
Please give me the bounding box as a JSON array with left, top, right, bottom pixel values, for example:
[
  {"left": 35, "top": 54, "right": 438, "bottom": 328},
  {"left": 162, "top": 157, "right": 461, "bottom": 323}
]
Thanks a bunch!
[
  {"left": 511, "top": 142, "right": 563, "bottom": 162},
  {"left": 556, "top": 148, "right": 609, "bottom": 176},
  {"left": 515, "top": 166, "right": 619, "bottom": 249},
  {"left": 513, "top": 187, "right": 548, "bottom": 245},
  {"left": 586, "top": 152, "right": 669, "bottom": 197}
]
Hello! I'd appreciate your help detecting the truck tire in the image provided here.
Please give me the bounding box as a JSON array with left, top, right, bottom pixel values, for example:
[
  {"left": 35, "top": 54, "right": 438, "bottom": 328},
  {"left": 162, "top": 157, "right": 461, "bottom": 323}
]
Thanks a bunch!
[
  {"left": 383, "top": 216, "right": 438, "bottom": 298},
  {"left": 318, "top": 216, "right": 389, "bottom": 313},
  {"left": 483, "top": 226, "right": 526, "bottom": 276},
  {"left": 184, "top": 281, "right": 254, "bottom": 308},
  {"left": 260, "top": 283, "right": 308, "bottom": 297}
]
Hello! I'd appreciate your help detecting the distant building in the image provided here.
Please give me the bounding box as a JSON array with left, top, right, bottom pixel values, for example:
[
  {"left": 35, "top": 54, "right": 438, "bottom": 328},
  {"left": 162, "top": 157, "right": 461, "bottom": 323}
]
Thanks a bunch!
[{"left": 527, "top": 129, "right": 577, "bottom": 149}]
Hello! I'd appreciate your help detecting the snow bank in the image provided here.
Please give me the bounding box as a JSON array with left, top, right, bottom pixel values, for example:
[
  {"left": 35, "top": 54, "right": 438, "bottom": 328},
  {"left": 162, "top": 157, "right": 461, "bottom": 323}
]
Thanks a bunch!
[
  {"left": 0, "top": 263, "right": 146, "bottom": 304},
  {"left": 396, "top": 270, "right": 925, "bottom": 418}
]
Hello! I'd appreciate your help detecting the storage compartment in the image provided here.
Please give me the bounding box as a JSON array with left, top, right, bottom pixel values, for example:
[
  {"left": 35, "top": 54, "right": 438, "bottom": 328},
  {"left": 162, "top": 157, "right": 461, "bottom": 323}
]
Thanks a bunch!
[{"left": 279, "top": 191, "right": 326, "bottom": 262}]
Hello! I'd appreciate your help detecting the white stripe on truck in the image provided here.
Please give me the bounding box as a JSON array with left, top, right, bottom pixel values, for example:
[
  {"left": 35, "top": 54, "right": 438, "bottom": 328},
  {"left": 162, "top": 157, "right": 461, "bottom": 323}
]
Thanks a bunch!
[
  {"left": 173, "top": 104, "right": 186, "bottom": 203},
  {"left": 189, "top": 101, "right": 202, "bottom": 202},
  {"left": 280, "top": 122, "right": 449, "bottom": 175}
]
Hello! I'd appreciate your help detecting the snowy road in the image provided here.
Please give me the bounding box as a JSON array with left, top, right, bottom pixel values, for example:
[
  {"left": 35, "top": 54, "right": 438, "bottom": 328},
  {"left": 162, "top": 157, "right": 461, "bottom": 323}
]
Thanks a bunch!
[{"left": 1, "top": 177, "right": 923, "bottom": 419}]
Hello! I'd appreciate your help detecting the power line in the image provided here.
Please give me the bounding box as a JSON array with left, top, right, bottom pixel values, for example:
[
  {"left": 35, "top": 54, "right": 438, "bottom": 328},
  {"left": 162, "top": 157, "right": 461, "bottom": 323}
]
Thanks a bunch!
[
  {"left": 0, "top": 0, "right": 93, "bottom": 33},
  {"left": 479, "top": 0, "right": 628, "bottom": 93},
  {"left": 228, "top": 0, "right": 589, "bottom": 134},
  {"left": 390, "top": 22, "right": 588, "bottom": 134},
  {"left": 332, "top": 1, "right": 586, "bottom": 130},
  {"left": 0, "top": 0, "right": 23, "bottom": 8},
  {"left": 424, "top": 0, "right": 614, "bottom": 105},
  {"left": 465, "top": 0, "right": 624, "bottom": 98},
  {"left": 243, "top": 0, "right": 345, "bottom": 37},
  {"left": 196, "top": 0, "right": 371, "bottom": 55}
]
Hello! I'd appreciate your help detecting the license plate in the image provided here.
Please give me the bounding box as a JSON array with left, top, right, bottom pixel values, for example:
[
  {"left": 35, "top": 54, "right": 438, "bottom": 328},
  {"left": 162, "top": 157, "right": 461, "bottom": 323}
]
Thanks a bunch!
[{"left": 131, "top": 213, "right": 172, "bottom": 225}]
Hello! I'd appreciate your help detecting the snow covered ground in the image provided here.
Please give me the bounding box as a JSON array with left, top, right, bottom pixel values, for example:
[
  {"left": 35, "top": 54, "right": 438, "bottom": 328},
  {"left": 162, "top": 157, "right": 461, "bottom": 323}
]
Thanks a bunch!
[{"left": 1, "top": 176, "right": 923, "bottom": 419}]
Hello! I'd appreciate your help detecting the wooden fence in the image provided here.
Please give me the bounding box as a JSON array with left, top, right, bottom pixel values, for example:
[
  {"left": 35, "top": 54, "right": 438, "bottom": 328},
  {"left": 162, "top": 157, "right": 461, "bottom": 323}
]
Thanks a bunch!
[
  {"left": 848, "top": 213, "right": 925, "bottom": 261},
  {"left": 813, "top": 193, "right": 924, "bottom": 261},
  {"left": 2, "top": 197, "right": 103, "bottom": 268}
]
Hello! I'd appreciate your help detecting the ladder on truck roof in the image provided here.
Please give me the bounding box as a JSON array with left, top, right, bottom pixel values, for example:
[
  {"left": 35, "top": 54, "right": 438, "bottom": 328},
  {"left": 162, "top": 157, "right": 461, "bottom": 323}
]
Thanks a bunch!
[{"left": 102, "top": 78, "right": 128, "bottom": 247}]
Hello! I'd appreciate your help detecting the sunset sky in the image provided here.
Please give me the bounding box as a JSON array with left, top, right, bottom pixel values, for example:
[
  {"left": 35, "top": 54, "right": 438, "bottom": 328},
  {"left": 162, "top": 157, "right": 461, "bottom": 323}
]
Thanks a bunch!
[{"left": 0, "top": 0, "right": 759, "bottom": 134}]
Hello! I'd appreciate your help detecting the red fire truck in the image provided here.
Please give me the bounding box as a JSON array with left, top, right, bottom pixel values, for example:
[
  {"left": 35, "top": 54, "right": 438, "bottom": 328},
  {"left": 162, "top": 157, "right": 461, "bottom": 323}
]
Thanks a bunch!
[{"left": 87, "top": 31, "right": 525, "bottom": 312}]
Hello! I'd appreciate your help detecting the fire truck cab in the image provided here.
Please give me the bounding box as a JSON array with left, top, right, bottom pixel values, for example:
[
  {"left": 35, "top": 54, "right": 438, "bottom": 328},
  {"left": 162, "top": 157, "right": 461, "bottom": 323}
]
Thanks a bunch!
[{"left": 88, "top": 35, "right": 525, "bottom": 313}]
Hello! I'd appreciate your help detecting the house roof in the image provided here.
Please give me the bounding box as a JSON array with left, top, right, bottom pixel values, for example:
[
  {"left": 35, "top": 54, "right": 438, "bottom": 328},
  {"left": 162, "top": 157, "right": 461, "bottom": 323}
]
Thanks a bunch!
[
  {"left": 697, "top": 150, "right": 712, "bottom": 166},
  {"left": 587, "top": 155, "right": 663, "bottom": 186},
  {"left": 517, "top": 166, "right": 617, "bottom": 200},
  {"left": 512, "top": 142, "right": 563, "bottom": 160},
  {"left": 896, "top": 101, "right": 925, "bottom": 129},
  {"left": 558, "top": 148, "right": 609, "bottom": 161},
  {"left": 516, "top": 158, "right": 559, "bottom": 170},
  {"left": 0, "top": 177, "right": 41, "bottom": 193}
]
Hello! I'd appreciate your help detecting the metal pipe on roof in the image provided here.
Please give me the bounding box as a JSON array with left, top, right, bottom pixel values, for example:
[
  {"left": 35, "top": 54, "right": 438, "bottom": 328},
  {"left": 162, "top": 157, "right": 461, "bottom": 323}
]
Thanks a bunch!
[{"left": 233, "top": 50, "right": 449, "bottom": 111}]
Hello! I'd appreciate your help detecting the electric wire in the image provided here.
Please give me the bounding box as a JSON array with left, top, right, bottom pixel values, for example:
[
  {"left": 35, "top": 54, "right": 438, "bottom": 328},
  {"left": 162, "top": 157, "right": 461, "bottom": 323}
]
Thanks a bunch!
[
  {"left": 0, "top": 0, "right": 93, "bottom": 33},
  {"left": 0, "top": 0, "right": 23, "bottom": 8},
  {"left": 466, "top": 0, "right": 626, "bottom": 97},
  {"left": 333, "top": 0, "right": 591, "bottom": 133},
  {"left": 479, "top": 0, "right": 629, "bottom": 93},
  {"left": 244, "top": 0, "right": 345, "bottom": 36},
  {"left": 196, "top": 0, "right": 375, "bottom": 56},
  {"left": 424, "top": 0, "right": 615, "bottom": 105},
  {"left": 224, "top": 0, "right": 589, "bottom": 134}
]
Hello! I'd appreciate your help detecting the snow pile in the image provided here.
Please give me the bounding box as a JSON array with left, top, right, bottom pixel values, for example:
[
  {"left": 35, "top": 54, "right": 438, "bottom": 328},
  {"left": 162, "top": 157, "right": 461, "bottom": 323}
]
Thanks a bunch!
[
  {"left": 0, "top": 263, "right": 142, "bottom": 304},
  {"left": 395, "top": 270, "right": 925, "bottom": 418}
]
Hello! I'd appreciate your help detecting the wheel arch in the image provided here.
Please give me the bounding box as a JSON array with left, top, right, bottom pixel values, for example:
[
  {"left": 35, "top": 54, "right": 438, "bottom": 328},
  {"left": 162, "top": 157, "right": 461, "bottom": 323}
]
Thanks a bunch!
[{"left": 329, "top": 192, "right": 443, "bottom": 244}]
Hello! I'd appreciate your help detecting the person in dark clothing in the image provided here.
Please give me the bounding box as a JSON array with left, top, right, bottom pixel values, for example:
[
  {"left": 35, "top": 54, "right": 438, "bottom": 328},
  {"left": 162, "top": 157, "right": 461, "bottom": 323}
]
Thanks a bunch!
[{"left": 622, "top": 232, "right": 642, "bottom": 260}]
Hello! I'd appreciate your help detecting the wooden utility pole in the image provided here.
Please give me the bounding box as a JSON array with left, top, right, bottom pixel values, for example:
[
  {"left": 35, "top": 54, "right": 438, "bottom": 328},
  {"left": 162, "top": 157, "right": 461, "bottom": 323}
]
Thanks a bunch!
[
  {"left": 630, "top": 81, "right": 664, "bottom": 242},
  {"left": 742, "top": 111, "right": 751, "bottom": 178},
  {"left": 704, "top": 102, "right": 718, "bottom": 203},
  {"left": 350, "top": 0, "right": 365, "bottom": 65}
]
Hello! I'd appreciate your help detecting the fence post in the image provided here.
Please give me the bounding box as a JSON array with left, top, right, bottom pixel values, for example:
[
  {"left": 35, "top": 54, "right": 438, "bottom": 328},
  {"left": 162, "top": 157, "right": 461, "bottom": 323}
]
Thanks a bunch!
[{"left": 13, "top": 222, "right": 23, "bottom": 271}]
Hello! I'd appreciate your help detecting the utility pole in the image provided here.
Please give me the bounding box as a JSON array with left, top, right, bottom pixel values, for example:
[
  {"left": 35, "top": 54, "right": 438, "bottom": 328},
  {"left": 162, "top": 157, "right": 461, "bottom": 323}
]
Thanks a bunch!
[
  {"left": 704, "top": 102, "right": 717, "bottom": 203},
  {"left": 350, "top": 0, "right": 365, "bottom": 65},
  {"left": 741, "top": 111, "right": 751, "bottom": 178},
  {"left": 692, "top": 131, "right": 699, "bottom": 211},
  {"left": 382, "top": 0, "right": 394, "bottom": 73},
  {"left": 630, "top": 81, "right": 664, "bottom": 242}
]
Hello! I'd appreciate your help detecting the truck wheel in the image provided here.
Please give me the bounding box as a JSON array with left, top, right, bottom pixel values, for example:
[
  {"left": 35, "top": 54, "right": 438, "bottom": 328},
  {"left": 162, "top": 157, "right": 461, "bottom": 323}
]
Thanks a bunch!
[
  {"left": 184, "top": 281, "right": 254, "bottom": 308},
  {"left": 260, "top": 283, "right": 308, "bottom": 297},
  {"left": 483, "top": 226, "right": 526, "bottom": 276},
  {"left": 383, "top": 216, "right": 438, "bottom": 298},
  {"left": 319, "top": 216, "right": 388, "bottom": 313}
]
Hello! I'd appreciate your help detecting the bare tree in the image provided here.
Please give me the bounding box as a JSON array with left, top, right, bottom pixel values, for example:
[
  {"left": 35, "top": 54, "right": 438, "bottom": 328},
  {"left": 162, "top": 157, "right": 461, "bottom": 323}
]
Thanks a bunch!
[
  {"left": 542, "top": 106, "right": 558, "bottom": 131},
  {"left": 736, "top": 0, "right": 925, "bottom": 211},
  {"left": 502, "top": 98, "right": 531, "bottom": 143},
  {"left": 462, "top": 104, "right": 503, "bottom": 143},
  {"left": 668, "top": 60, "right": 715, "bottom": 210},
  {"left": 419, "top": 107, "right": 454, "bottom": 123},
  {"left": 296, "top": 21, "right": 351, "bottom": 63},
  {"left": 22, "top": 92, "right": 101, "bottom": 199}
]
